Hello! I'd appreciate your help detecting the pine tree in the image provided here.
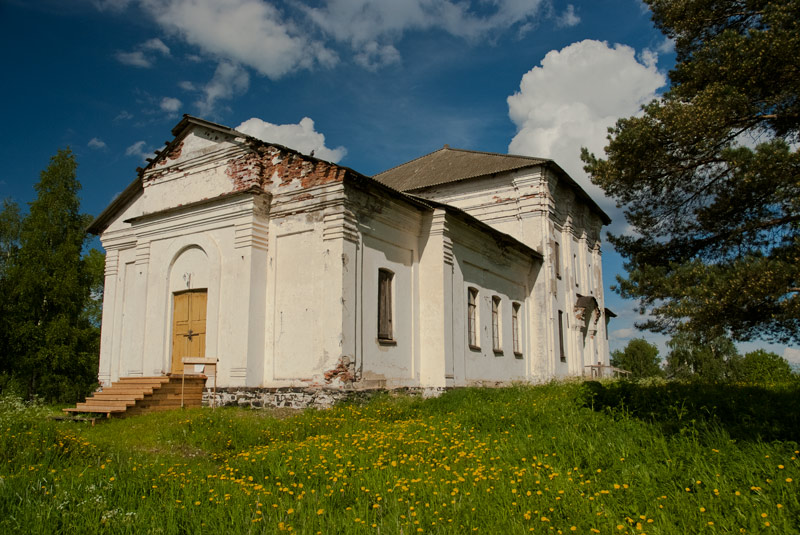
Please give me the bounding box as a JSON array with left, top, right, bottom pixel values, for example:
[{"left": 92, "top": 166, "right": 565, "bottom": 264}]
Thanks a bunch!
[{"left": 583, "top": 0, "right": 800, "bottom": 344}]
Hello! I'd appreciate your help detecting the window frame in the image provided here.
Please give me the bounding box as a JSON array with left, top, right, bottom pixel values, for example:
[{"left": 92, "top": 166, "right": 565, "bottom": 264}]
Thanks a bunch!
[
  {"left": 492, "top": 295, "right": 502, "bottom": 355},
  {"left": 553, "top": 241, "right": 561, "bottom": 279},
  {"left": 558, "top": 310, "right": 566, "bottom": 362},
  {"left": 377, "top": 268, "right": 395, "bottom": 343},
  {"left": 467, "top": 287, "right": 480, "bottom": 350},
  {"left": 512, "top": 302, "right": 522, "bottom": 358}
]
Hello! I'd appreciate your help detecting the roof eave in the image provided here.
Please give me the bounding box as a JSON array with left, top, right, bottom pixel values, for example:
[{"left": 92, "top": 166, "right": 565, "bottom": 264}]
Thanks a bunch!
[{"left": 87, "top": 177, "right": 142, "bottom": 235}]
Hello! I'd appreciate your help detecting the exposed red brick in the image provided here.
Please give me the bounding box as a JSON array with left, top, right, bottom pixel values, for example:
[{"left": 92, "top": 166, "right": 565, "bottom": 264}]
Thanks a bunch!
[
  {"left": 226, "top": 144, "right": 346, "bottom": 193},
  {"left": 166, "top": 140, "right": 184, "bottom": 161}
]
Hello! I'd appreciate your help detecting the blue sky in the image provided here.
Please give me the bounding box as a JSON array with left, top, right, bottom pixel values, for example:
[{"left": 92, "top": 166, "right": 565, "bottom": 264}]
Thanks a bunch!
[{"left": 1, "top": 0, "right": 796, "bottom": 363}]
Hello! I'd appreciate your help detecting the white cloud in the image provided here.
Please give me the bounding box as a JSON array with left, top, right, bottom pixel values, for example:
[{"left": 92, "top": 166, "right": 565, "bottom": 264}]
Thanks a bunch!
[
  {"left": 160, "top": 96, "right": 182, "bottom": 112},
  {"left": 115, "top": 50, "right": 151, "bottom": 67},
  {"left": 555, "top": 4, "right": 580, "bottom": 27},
  {"left": 507, "top": 39, "right": 666, "bottom": 233},
  {"left": 195, "top": 61, "right": 250, "bottom": 115},
  {"left": 178, "top": 80, "right": 196, "bottom": 91},
  {"left": 784, "top": 348, "right": 800, "bottom": 364},
  {"left": 88, "top": 137, "right": 107, "bottom": 149},
  {"left": 141, "top": 37, "right": 170, "bottom": 55},
  {"left": 303, "top": 0, "right": 546, "bottom": 68},
  {"left": 236, "top": 117, "right": 347, "bottom": 162},
  {"left": 125, "top": 140, "right": 152, "bottom": 162},
  {"left": 656, "top": 36, "right": 675, "bottom": 55},
  {"left": 138, "top": 0, "right": 337, "bottom": 79},
  {"left": 107, "top": 0, "right": 550, "bottom": 75},
  {"left": 115, "top": 110, "right": 134, "bottom": 121},
  {"left": 115, "top": 37, "right": 171, "bottom": 67},
  {"left": 354, "top": 41, "right": 401, "bottom": 70}
]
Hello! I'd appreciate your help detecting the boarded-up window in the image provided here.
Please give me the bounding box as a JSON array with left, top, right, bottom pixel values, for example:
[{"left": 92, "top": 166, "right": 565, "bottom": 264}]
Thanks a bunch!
[
  {"left": 468, "top": 287, "right": 478, "bottom": 349},
  {"left": 554, "top": 241, "right": 561, "bottom": 279},
  {"left": 558, "top": 310, "right": 566, "bottom": 362},
  {"left": 378, "top": 269, "right": 393, "bottom": 340},
  {"left": 512, "top": 302, "right": 522, "bottom": 356},
  {"left": 492, "top": 296, "right": 502, "bottom": 353}
]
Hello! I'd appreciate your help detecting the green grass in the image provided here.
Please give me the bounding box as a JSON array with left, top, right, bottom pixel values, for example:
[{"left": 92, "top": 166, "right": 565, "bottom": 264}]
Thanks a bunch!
[{"left": 1, "top": 381, "right": 798, "bottom": 534}]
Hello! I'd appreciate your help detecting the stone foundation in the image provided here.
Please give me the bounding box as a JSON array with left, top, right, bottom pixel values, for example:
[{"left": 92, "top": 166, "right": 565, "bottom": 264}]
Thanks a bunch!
[{"left": 202, "top": 386, "right": 447, "bottom": 409}]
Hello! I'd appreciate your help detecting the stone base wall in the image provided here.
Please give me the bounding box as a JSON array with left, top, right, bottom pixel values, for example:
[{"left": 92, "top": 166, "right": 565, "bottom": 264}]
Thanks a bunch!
[{"left": 202, "top": 386, "right": 447, "bottom": 409}]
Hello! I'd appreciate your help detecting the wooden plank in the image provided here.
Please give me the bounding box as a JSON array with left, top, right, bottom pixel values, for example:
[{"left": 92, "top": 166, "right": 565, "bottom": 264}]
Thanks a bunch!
[
  {"left": 117, "top": 376, "right": 170, "bottom": 382},
  {"left": 64, "top": 407, "right": 126, "bottom": 414}
]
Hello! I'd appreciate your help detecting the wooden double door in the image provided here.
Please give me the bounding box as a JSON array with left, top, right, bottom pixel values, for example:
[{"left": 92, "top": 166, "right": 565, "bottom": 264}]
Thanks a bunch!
[{"left": 171, "top": 290, "right": 207, "bottom": 374}]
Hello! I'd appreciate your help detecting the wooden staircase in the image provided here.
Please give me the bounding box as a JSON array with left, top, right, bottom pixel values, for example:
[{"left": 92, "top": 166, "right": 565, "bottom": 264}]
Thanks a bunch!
[{"left": 63, "top": 375, "right": 207, "bottom": 419}]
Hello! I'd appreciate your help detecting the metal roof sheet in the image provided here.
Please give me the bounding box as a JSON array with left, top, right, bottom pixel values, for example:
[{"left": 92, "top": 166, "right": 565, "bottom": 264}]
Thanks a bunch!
[{"left": 373, "top": 146, "right": 548, "bottom": 191}]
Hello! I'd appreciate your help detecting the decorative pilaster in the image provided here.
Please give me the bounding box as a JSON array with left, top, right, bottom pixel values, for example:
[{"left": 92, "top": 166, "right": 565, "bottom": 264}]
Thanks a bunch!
[
  {"left": 234, "top": 220, "right": 269, "bottom": 250},
  {"left": 323, "top": 206, "right": 358, "bottom": 242}
]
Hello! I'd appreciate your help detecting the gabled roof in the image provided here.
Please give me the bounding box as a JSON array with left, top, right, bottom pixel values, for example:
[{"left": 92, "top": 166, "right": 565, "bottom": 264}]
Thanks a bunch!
[
  {"left": 87, "top": 115, "right": 246, "bottom": 234},
  {"left": 374, "top": 146, "right": 548, "bottom": 191},
  {"left": 373, "top": 146, "right": 610, "bottom": 225},
  {"left": 88, "top": 115, "right": 430, "bottom": 235}
]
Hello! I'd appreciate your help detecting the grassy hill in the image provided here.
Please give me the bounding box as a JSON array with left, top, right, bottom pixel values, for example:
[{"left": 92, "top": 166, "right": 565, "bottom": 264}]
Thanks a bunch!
[{"left": 1, "top": 381, "right": 798, "bottom": 534}]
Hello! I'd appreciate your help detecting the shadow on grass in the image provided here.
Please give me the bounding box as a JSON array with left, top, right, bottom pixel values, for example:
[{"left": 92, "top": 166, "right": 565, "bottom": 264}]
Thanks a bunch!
[{"left": 578, "top": 379, "right": 800, "bottom": 443}]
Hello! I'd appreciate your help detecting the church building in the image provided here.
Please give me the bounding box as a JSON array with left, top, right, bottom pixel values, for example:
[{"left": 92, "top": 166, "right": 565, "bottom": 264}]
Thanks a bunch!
[{"left": 89, "top": 115, "right": 612, "bottom": 391}]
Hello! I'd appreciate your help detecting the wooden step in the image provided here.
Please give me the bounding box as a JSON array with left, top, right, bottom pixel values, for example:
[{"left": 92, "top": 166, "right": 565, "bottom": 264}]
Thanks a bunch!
[
  {"left": 117, "top": 376, "right": 171, "bottom": 383},
  {"left": 76, "top": 400, "right": 136, "bottom": 409},
  {"left": 97, "top": 387, "right": 155, "bottom": 395},
  {"left": 64, "top": 406, "right": 127, "bottom": 414},
  {"left": 64, "top": 374, "right": 207, "bottom": 419},
  {"left": 89, "top": 393, "right": 145, "bottom": 401}
]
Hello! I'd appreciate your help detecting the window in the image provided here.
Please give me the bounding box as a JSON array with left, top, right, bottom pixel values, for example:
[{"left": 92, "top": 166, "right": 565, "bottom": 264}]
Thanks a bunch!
[
  {"left": 492, "top": 296, "right": 502, "bottom": 354},
  {"left": 512, "top": 302, "right": 522, "bottom": 357},
  {"left": 467, "top": 287, "right": 479, "bottom": 349},
  {"left": 378, "top": 269, "right": 393, "bottom": 341},
  {"left": 558, "top": 310, "right": 566, "bottom": 362},
  {"left": 573, "top": 253, "right": 579, "bottom": 288},
  {"left": 554, "top": 241, "right": 561, "bottom": 279}
]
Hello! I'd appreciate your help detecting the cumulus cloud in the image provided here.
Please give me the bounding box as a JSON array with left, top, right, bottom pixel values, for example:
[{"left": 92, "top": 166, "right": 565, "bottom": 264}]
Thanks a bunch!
[
  {"left": 194, "top": 61, "right": 250, "bottom": 115},
  {"left": 115, "top": 37, "right": 171, "bottom": 67},
  {"left": 160, "top": 96, "right": 182, "bottom": 112},
  {"left": 125, "top": 140, "right": 153, "bottom": 162},
  {"left": 507, "top": 39, "right": 665, "bottom": 232},
  {"left": 88, "top": 137, "right": 107, "bottom": 149},
  {"left": 138, "top": 0, "right": 336, "bottom": 79},
  {"left": 236, "top": 117, "right": 347, "bottom": 162},
  {"left": 784, "top": 348, "right": 800, "bottom": 365}
]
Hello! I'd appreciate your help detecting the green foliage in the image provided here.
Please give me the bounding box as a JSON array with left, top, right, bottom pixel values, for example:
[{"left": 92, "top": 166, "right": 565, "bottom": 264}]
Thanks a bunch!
[
  {"left": 729, "top": 349, "right": 796, "bottom": 383},
  {"left": 665, "top": 331, "right": 739, "bottom": 381},
  {"left": 578, "top": 379, "right": 800, "bottom": 442},
  {"left": 1, "top": 149, "right": 102, "bottom": 402},
  {"left": 610, "top": 338, "right": 663, "bottom": 378},
  {"left": 0, "top": 199, "right": 21, "bottom": 380},
  {"left": 2, "top": 385, "right": 799, "bottom": 534},
  {"left": 582, "top": 0, "right": 800, "bottom": 344}
]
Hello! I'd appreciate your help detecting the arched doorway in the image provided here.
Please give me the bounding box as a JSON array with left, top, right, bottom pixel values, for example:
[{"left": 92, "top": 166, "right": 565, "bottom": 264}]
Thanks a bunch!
[
  {"left": 168, "top": 246, "right": 210, "bottom": 374},
  {"left": 171, "top": 290, "right": 207, "bottom": 374}
]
